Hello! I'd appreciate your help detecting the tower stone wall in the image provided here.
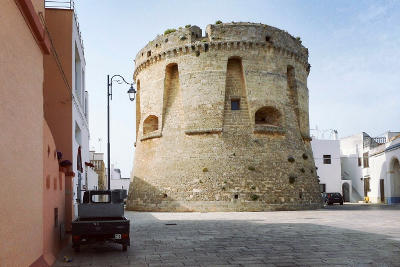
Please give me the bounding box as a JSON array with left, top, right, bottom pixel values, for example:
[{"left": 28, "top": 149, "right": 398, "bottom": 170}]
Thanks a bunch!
[{"left": 127, "top": 22, "right": 322, "bottom": 211}]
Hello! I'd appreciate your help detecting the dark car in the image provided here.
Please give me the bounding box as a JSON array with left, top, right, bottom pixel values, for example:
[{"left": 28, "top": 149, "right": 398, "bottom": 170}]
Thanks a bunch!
[{"left": 325, "top": 192, "right": 344, "bottom": 205}]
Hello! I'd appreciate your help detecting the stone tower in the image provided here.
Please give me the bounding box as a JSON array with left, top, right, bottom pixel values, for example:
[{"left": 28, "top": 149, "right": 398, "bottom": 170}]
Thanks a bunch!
[{"left": 127, "top": 22, "right": 321, "bottom": 211}]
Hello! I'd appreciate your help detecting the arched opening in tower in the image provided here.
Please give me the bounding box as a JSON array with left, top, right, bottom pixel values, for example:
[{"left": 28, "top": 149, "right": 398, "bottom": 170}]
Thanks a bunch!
[
  {"left": 223, "top": 57, "right": 250, "bottom": 131},
  {"left": 162, "top": 63, "right": 184, "bottom": 131},
  {"left": 143, "top": 115, "right": 159, "bottom": 135},
  {"left": 255, "top": 106, "right": 281, "bottom": 126}
]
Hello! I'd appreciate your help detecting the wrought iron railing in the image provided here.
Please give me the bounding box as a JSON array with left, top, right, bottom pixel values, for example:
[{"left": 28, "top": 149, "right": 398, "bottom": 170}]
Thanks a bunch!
[
  {"left": 373, "top": 137, "right": 386, "bottom": 144},
  {"left": 44, "top": 0, "right": 74, "bottom": 9}
]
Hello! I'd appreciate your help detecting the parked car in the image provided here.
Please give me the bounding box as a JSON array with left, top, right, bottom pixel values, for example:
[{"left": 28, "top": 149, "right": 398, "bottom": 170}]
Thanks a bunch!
[{"left": 325, "top": 192, "right": 344, "bottom": 205}]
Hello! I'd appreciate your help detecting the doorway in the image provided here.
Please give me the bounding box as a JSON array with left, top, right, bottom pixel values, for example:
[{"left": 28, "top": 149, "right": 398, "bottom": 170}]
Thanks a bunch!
[
  {"left": 380, "top": 179, "right": 385, "bottom": 203},
  {"left": 342, "top": 183, "right": 350, "bottom": 202}
]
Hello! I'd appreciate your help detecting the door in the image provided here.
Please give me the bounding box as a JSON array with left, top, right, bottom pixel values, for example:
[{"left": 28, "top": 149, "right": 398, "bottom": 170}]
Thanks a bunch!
[
  {"left": 342, "top": 183, "right": 350, "bottom": 202},
  {"left": 380, "top": 179, "right": 385, "bottom": 203}
]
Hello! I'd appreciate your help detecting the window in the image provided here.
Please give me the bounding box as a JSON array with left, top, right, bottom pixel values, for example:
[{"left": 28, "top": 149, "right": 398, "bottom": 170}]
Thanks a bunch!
[
  {"left": 54, "top": 208, "right": 58, "bottom": 228},
  {"left": 358, "top": 157, "right": 362, "bottom": 166},
  {"left": 231, "top": 99, "right": 240, "bottom": 110},
  {"left": 75, "top": 122, "right": 81, "bottom": 145},
  {"left": 319, "top": 184, "right": 326, "bottom": 193},
  {"left": 143, "top": 115, "right": 159, "bottom": 135},
  {"left": 363, "top": 152, "right": 369, "bottom": 168},
  {"left": 255, "top": 106, "right": 281, "bottom": 126},
  {"left": 75, "top": 44, "right": 82, "bottom": 103},
  {"left": 364, "top": 177, "right": 371, "bottom": 196},
  {"left": 323, "top": 155, "right": 331, "bottom": 164}
]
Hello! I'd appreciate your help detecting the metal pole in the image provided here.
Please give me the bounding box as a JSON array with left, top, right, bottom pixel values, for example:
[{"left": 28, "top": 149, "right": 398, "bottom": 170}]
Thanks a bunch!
[{"left": 107, "top": 75, "right": 111, "bottom": 191}]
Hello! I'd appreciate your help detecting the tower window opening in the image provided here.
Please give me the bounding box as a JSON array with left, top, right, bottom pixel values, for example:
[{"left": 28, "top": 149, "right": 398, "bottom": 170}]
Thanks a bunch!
[
  {"left": 147, "top": 51, "right": 151, "bottom": 57},
  {"left": 143, "top": 115, "right": 159, "bottom": 135},
  {"left": 255, "top": 106, "right": 281, "bottom": 126},
  {"left": 266, "top": 36, "right": 271, "bottom": 42},
  {"left": 231, "top": 99, "right": 240, "bottom": 110}
]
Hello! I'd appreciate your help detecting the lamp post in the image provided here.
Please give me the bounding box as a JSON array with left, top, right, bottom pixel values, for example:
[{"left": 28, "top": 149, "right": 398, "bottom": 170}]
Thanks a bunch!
[{"left": 107, "top": 74, "right": 136, "bottom": 191}]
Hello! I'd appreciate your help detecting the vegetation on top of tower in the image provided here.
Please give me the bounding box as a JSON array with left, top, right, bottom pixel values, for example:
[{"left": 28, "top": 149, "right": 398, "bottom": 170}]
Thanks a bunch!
[
  {"left": 215, "top": 20, "right": 222, "bottom": 24},
  {"left": 164, "top": 28, "right": 177, "bottom": 35},
  {"left": 185, "top": 24, "right": 191, "bottom": 28}
]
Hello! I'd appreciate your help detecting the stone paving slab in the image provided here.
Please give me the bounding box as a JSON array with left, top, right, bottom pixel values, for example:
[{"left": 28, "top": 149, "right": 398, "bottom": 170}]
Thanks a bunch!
[{"left": 54, "top": 204, "right": 400, "bottom": 266}]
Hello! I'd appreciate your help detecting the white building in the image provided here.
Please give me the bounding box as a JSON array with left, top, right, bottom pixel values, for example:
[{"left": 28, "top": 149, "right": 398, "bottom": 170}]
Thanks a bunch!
[
  {"left": 108, "top": 165, "right": 131, "bottom": 191},
  {"left": 71, "top": 13, "right": 97, "bottom": 216},
  {"left": 340, "top": 131, "right": 400, "bottom": 204},
  {"left": 368, "top": 134, "right": 400, "bottom": 204},
  {"left": 311, "top": 138, "right": 343, "bottom": 198}
]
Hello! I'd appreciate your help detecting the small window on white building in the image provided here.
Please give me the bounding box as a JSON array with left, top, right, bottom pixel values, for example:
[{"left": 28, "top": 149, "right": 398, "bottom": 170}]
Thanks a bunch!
[
  {"left": 323, "top": 155, "right": 331, "bottom": 164},
  {"left": 363, "top": 152, "right": 369, "bottom": 168},
  {"left": 358, "top": 157, "right": 362, "bottom": 166},
  {"left": 75, "top": 122, "right": 82, "bottom": 145},
  {"left": 75, "top": 44, "right": 82, "bottom": 104}
]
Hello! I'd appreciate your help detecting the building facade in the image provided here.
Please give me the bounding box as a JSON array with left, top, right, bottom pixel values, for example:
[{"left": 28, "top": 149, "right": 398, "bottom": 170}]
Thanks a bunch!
[
  {"left": 368, "top": 134, "right": 400, "bottom": 204},
  {"left": 340, "top": 131, "right": 400, "bottom": 204},
  {"left": 109, "top": 165, "right": 131, "bottom": 190},
  {"left": 311, "top": 139, "right": 343, "bottom": 198},
  {"left": 44, "top": 5, "right": 96, "bottom": 217},
  {"left": 127, "top": 22, "right": 321, "bottom": 211},
  {"left": 0, "top": 1, "right": 48, "bottom": 265},
  {"left": 0, "top": 1, "right": 94, "bottom": 265},
  {"left": 90, "top": 151, "right": 107, "bottom": 190}
]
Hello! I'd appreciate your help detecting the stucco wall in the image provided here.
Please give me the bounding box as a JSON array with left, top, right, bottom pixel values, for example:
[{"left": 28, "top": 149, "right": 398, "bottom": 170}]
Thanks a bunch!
[
  {"left": 128, "top": 23, "right": 321, "bottom": 211},
  {"left": 340, "top": 134, "right": 364, "bottom": 201},
  {"left": 0, "top": 1, "right": 44, "bottom": 265},
  {"left": 43, "top": 120, "right": 66, "bottom": 266},
  {"left": 311, "top": 139, "right": 342, "bottom": 193}
]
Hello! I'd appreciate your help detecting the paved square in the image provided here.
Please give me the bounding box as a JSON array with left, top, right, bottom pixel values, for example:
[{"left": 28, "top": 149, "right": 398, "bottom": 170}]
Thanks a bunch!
[{"left": 54, "top": 204, "right": 400, "bottom": 266}]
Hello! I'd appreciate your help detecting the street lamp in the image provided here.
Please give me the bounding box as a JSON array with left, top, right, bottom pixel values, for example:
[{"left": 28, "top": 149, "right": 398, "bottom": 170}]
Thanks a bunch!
[{"left": 107, "top": 74, "right": 136, "bottom": 191}]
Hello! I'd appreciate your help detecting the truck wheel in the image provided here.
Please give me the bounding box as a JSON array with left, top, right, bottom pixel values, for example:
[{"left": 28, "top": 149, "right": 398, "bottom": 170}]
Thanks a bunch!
[
  {"left": 122, "top": 244, "right": 127, "bottom": 251},
  {"left": 74, "top": 246, "right": 80, "bottom": 253}
]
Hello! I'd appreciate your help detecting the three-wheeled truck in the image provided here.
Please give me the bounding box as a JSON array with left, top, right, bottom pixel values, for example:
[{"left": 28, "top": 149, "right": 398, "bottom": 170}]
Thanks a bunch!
[{"left": 71, "top": 190, "right": 130, "bottom": 252}]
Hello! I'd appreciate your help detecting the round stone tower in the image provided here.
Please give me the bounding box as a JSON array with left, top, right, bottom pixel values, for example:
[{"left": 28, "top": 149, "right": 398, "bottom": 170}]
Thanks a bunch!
[{"left": 127, "top": 22, "right": 322, "bottom": 211}]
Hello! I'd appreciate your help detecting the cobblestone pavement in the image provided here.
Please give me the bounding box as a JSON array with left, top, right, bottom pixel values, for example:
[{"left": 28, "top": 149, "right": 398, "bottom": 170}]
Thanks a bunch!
[{"left": 54, "top": 204, "right": 400, "bottom": 266}]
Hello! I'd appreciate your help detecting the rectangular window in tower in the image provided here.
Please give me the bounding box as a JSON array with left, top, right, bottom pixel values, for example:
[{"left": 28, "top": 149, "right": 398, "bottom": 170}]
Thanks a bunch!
[
  {"left": 323, "top": 155, "right": 331, "bottom": 164},
  {"left": 231, "top": 99, "right": 240, "bottom": 110}
]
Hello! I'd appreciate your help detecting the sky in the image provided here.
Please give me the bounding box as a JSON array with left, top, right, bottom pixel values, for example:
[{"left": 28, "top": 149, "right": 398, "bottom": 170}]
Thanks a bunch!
[{"left": 74, "top": 0, "right": 400, "bottom": 177}]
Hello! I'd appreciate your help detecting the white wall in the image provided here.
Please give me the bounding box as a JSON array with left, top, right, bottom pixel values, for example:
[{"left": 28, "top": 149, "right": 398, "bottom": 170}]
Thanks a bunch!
[
  {"left": 369, "top": 137, "right": 400, "bottom": 203},
  {"left": 311, "top": 139, "right": 341, "bottom": 193},
  {"left": 340, "top": 133, "right": 364, "bottom": 202},
  {"left": 72, "top": 15, "right": 89, "bottom": 217},
  {"left": 86, "top": 167, "right": 98, "bottom": 190},
  {"left": 110, "top": 178, "right": 131, "bottom": 190}
]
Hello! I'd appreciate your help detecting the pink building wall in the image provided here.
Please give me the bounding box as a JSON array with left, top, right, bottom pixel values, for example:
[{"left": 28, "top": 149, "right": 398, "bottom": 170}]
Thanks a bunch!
[
  {"left": 0, "top": 0, "right": 45, "bottom": 266},
  {"left": 42, "top": 121, "right": 67, "bottom": 266}
]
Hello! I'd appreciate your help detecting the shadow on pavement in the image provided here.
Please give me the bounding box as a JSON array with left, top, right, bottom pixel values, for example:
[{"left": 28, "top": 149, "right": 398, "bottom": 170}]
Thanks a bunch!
[{"left": 53, "top": 210, "right": 400, "bottom": 267}]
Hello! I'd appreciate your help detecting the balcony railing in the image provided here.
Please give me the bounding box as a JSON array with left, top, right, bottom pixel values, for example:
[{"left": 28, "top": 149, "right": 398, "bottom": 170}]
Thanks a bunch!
[
  {"left": 45, "top": 0, "right": 75, "bottom": 9},
  {"left": 90, "top": 160, "right": 105, "bottom": 171}
]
